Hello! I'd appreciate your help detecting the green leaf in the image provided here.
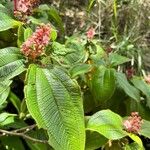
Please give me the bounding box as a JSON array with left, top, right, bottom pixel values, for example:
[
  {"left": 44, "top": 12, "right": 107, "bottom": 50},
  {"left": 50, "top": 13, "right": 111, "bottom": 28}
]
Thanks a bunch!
[
  {"left": 85, "top": 131, "right": 107, "bottom": 150},
  {"left": 86, "top": 110, "right": 127, "bottom": 140},
  {"left": 52, "top": 41, "right": 86, "bottom": 66},
  {"left": 90, "top": 44, "right": 106, "bottom": 65},
  {"left": 0, "top": 80, "right": 12, "bottom": 106},
  {"left": 25, "top": 64, "right": 46, "bottom": 128},
  {"left": 127, "top": 133, "right": 144, "bottom": 149},
  {"left": 140, "top": 119, "right": 150, "bottom": 139},
  {"left": 51, "top": 28, "right": 57, "bottom": 41},
  {"left": 0, "top": 136, "right": 25, "bottom": 150},
  {"left": 8, "top": 91, "right": 21, "bottom": 113},
  {"left": 83, "top": 89, "right": 96, "bottom": 113},
  {"left": 39, "top": 5, "right": 64, "bottom": 32},
  {"left": 24, "top": 27, "right": 33, "bottom": 41},
  {"left": 25, "top": 64, "right": 85, "bottom": 150},
  {"left": 125, "top": 142, "right": 142, "bottom": 150},
  {"left": 0, "top": 47, "right": 26, "bottom": 80},
  {"left": 89, "top": 66, "right": 116, "bottom": 104},
  {"left": 116, "top": 73, "right": 140, "bottom": 101},
  {"left": 17, "top": 25, "right": 25, "bottom": 47},
  {"left": 109, "top": 53, "right": 130, "bottom": 67},
  {"left": 69, "top": 64, "right": 92, "bottom": 78},
  {"left": 131, "top": 77, "right": 150, "bottom": 108},
  {"left": 28, "top": 16, "right": 42, "bottom": 25},
  {"left": 26, "top": 129, "right": 51, "bottom": 150},
  {"left": 0, "top": 112, "right": 16, "bottom": 126},
  {"left": 0, "top": 12, "right": 21, "bottom": 32},
  {"left": 26, "top": 140, "right": 52, "bottom": 150},
  {"left": 87, "top": 0, "right": 96, "bottom": 12},
  {"left": 125, "top": 98, "right": 150, "bottom": 121}
]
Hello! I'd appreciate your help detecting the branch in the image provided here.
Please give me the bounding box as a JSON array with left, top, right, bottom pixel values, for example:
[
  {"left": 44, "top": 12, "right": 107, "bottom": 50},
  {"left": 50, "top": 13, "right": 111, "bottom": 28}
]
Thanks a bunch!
[
  {"left": 0, "top": 128, "right": 48, "bottom": 144},
  {"left": 13, "top": 124, "right": 37, "bottom": 133}
]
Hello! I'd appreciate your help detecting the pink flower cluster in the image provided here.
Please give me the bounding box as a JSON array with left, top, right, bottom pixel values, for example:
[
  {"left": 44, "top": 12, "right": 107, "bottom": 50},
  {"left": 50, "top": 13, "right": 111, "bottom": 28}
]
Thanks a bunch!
[
  {"left": 86, "top": 27, "right": 95, "bottom": 40},
  {"left": 123, "top": 112, "right": 143, "bottom": 134},
  {"left": 21, "top": 24, "right": 51, "bottom": 59},
  {"left": 14, "top": 0, "right": 39, "bottom": 20}
]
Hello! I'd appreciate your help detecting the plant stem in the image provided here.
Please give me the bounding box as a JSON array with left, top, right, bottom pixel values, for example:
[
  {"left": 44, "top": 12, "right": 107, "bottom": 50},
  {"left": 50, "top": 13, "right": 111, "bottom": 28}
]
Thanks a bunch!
[
  {"left": 0, "top": 127, "right": 48, "bottom": 144},
  {"left": 13, "top": 124, "right": 36, "bottom": 133}
]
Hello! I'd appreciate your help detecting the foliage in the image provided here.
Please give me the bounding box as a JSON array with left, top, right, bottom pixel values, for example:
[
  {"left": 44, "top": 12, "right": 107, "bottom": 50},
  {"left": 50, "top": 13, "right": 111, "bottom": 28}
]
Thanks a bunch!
[{"left": 0, "top": 0, "right": 150, "bottom": 150}]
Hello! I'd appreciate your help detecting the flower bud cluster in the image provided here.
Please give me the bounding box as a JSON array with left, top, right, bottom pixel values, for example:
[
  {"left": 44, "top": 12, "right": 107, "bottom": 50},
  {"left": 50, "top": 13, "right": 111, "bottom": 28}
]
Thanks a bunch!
[
  {"left": 123, "top": 112, "right": 143, "bottom": 134},
  {"left": 21, "top": 24, "right": 51, "bottom": 59}
]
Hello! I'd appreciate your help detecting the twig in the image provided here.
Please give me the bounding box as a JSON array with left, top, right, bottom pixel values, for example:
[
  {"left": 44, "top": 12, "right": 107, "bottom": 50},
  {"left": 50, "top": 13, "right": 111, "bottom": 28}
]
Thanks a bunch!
[
  {"left": 13, "top": 124, "right": 36, "bottom": 133},
  {"left": 0, "top": 129, "right": 48, "bottom": 144}
]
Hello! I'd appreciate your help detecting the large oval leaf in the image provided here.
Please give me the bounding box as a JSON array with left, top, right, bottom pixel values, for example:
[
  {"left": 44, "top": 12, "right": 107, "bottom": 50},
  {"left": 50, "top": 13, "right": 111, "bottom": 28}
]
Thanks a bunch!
[
  {"left": 0, "top": 47, "right": 26, "bottom": 81},
  {"left": 25, "top": 64, "right": 46, "bottom": 128},
  {"left": 89, "top": 66, "right": 116, "bottom": 104},
  {"left": 86, "top": 110, "right": 127, "bottom": 140},
  {"left": 25, "top": 64, "right": 85, "bottom": 150}
]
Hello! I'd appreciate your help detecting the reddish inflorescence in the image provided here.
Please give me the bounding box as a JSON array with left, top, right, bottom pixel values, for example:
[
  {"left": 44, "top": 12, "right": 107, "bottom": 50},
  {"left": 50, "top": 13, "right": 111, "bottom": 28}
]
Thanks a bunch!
[
  {"left": 14, "top": 0, "right": 39, "bottom": 21},
  {"left": 123, "top": 112, "right": 143, "bottom": 134},
  {"left": 21, "top": 24, "right": 51, "bottom": 59},
  {"left": 86, "top": 27, "right": 95, "bottom": 40}
]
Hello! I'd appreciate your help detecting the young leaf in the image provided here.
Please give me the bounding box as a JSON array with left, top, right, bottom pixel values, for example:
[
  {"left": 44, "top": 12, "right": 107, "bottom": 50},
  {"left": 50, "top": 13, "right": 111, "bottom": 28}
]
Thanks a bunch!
[
  {"left": 24, "top": 27, "right": 33, "bottom": 41},
  {"left": 17, "top": 25, "right": 25, "bottom": 47},
  {"left": 89, "top": 66, "right": 116, "bottom": 104},
  {"left": 25, "top": 64, "right": 85, "bottom": 150},
  {"left": 86, "top": 110, "right": 127, "bottom": 140},
  {"left": 51, "top": 28, "right": 57, "bottom": 41},
  {"left": 116, "top": 73, "right": 140, "bottom": 102}
]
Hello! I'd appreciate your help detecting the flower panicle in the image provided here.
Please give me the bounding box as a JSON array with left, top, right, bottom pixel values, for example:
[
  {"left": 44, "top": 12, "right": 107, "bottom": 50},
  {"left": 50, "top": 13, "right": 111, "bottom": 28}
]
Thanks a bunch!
[
  {"left": 21, "top": 24, "right": 51, "bottom": 59},
  {"left": 14, "top": 0, "right": 39, "bottom": 21},
  {"left": 123, "top": 112, "right": 143, "bottom": 134}
]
